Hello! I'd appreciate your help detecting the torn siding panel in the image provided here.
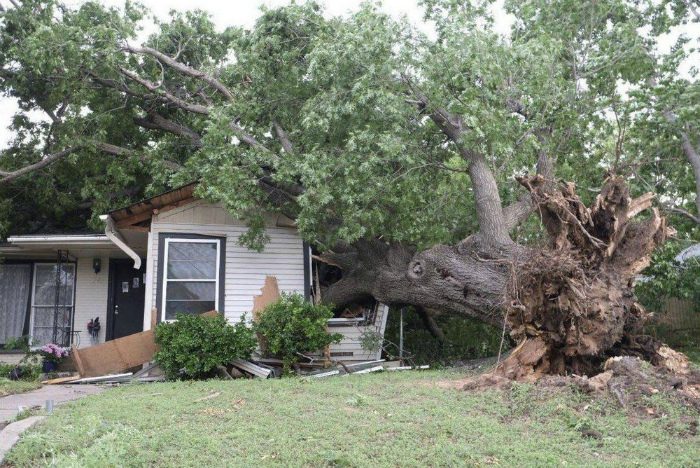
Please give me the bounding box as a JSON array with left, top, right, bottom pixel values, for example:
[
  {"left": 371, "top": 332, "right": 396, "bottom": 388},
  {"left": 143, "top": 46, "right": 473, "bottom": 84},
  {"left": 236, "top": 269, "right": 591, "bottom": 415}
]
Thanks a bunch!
[{"left": 150, "top": 203, "right": 305, "bottom": 325}]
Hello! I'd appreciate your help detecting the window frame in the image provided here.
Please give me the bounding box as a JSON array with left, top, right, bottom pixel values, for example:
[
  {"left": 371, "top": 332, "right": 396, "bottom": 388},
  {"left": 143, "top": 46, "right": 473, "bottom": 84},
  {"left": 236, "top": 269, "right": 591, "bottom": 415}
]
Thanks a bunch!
[
  {"left": 157, "top": 234, "right": 225, "bottom": 323},
  {"left": 28, "top": 262, "right": 76, "bottom": 347}
]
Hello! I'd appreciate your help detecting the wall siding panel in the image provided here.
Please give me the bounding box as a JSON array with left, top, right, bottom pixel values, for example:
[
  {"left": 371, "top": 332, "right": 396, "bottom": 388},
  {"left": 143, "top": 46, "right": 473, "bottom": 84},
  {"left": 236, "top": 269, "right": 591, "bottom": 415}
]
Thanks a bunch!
[
  {"left": 147, "top": 201, "right": 389, "bottom": 361},
  {"left": 149, "top": 203, "right": 305, "bottom": 326},
  {"left": 73, "top": 257, "right": 109, "bottom": 348}
]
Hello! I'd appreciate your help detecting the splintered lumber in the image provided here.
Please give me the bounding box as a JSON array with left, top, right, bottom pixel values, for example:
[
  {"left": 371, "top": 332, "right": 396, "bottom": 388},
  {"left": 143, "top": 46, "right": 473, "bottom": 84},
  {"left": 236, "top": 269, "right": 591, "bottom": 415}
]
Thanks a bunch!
[
  {"left": 230, "top": 358, "right": 272, "bottom": 378},
  {"left": 43, "top": 376, "right": 81, "bottom": 385},
  {"left": 132, "top": 362, "right": 159, "bottom": 379}
]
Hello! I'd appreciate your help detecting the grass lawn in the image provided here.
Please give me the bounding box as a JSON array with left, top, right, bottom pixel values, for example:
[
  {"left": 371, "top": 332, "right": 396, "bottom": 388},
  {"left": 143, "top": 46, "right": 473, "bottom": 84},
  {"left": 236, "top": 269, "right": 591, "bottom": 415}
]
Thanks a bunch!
[
  {"left": 4, "top": 369, "right": 699, "bottom": 468},
  {"left": 0, "top": 378, "right": 41, "bottom": 397}
]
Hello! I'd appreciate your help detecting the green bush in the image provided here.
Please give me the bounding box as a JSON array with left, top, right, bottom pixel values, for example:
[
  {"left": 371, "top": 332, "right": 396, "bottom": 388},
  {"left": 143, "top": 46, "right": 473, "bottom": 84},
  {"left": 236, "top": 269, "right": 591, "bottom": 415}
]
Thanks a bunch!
[
  {"left": 253, "top": 293, "right": 343, "bottom": 372},
  {"left": 154, "top": 313, "right": 256, "bottom": 380},
  {"left": 2, "top": 336, "right": 41, "bottom": 381}
]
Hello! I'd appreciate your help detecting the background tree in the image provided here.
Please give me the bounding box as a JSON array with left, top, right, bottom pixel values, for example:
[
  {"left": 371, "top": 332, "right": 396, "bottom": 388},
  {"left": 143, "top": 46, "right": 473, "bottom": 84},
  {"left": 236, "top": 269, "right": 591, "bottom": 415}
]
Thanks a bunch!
[{"left": 1, "top": 0, "right": 698, "bottom": 378}]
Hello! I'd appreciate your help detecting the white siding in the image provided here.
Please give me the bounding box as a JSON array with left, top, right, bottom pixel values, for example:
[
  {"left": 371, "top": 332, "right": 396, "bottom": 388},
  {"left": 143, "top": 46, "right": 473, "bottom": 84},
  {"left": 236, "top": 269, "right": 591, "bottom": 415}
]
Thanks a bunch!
[
  {"left": 315, "top": 305, "right": 390, "bottom": 361},
  {"left": 145, "top": 200, "right": 390, "bottom": 361},
  {"left": 73, "top": 257, "right": 109, "bottom": 348},
  {"left": 143, "top": 231, "right": 154, "bottom": 331},
  {"left": 148, "top": 201, "right": 305, "bottom": 325}
]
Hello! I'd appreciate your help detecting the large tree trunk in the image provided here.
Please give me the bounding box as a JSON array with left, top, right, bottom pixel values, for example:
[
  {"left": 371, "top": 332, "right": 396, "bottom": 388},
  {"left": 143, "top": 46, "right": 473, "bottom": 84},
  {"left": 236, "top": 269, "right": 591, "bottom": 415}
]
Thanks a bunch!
[{"left": 321, "top": 176, "right": 689, "bottom": 380}]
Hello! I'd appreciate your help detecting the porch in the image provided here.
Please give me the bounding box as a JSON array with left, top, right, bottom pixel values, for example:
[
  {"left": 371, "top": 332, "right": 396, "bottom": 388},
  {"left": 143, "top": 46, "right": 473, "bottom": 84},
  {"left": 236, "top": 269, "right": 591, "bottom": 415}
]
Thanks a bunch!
[{"left": 0, "top": 232, "right": 147, "bottom": 353}]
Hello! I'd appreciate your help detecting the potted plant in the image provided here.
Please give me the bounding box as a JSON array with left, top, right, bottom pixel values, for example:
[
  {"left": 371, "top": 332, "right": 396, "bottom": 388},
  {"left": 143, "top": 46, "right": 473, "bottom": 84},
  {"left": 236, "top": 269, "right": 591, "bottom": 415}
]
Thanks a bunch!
[{"left": 36, "top": 344, "right": 70, "bottom": 373}]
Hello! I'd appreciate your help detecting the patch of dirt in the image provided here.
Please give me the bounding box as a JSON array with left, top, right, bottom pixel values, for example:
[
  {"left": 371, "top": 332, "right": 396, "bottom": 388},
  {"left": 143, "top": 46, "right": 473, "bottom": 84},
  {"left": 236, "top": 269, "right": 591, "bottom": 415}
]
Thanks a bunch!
[{"left": 434, "top": 355, "right": 700, "bottom": 418}]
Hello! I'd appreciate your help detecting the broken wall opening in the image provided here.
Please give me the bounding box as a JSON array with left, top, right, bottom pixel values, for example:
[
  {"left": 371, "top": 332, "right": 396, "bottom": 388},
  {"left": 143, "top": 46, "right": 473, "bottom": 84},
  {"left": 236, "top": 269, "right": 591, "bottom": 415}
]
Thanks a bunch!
[{"left": 310, "top": 250, "right": 378, "bottom": 325}]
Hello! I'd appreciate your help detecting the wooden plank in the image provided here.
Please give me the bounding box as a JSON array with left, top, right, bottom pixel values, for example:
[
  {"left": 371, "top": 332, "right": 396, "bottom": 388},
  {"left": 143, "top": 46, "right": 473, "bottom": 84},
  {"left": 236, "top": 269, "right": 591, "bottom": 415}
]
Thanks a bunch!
[
  {"left": 43, "top": 376, "right": 81, "bottom": 385},
  {"left": 119, "top": 225, "right": 151, "bottom": 233},
  {"left": 115, "top": 209, "right": 155, "bottom": 227},
  {"left": 70, "top": 345, "right": 86, "bottom": 376}
]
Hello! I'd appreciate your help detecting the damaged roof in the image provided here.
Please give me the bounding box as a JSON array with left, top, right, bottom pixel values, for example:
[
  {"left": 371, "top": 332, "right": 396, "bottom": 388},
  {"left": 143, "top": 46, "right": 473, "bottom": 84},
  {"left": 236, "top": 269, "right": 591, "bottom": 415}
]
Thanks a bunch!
[{"left": 107, "top": 182, "right": 199, "bottom": 229}]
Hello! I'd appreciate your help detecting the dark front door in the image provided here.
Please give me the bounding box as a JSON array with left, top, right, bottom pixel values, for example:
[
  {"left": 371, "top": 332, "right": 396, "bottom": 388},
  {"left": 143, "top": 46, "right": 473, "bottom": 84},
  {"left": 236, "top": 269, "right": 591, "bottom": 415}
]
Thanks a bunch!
[{"left": 109, "top": 259, "right": 146, "bottom": 340}]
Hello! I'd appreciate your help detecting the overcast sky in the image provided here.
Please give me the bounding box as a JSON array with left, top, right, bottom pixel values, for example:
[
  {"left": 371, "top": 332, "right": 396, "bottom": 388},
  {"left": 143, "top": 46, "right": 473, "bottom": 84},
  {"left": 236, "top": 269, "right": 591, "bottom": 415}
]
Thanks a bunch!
[{"left": 0, "top": 0, "right": 694, "bottom": 148}]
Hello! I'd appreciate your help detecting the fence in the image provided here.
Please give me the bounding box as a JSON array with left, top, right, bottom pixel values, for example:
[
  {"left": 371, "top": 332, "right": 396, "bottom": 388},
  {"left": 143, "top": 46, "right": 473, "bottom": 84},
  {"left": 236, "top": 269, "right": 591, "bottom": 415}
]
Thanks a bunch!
[{"left": 646, "top": 297, "right": 700, "bottom": 348}]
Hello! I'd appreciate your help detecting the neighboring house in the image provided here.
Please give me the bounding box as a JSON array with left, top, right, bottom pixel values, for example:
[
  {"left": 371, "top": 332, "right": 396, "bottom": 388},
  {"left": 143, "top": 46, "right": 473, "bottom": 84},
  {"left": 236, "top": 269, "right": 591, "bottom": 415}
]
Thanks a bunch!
[{"left": 0, "top": 183, "right": 388, "bottom": 364}]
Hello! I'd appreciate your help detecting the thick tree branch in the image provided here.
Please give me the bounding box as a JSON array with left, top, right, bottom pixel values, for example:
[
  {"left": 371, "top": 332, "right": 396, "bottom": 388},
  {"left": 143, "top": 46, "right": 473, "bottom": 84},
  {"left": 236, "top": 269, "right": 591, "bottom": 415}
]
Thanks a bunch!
[
  {"left": 0, "top": 146, "right": 82, "bottom": 183},
  {"left": 93, "top": 141, "right": 181, "bottom": 171},
  {"left": 123, "top": 45, "right": 234, "bottom": 101},
  {"left": 273, "top": 120, "right": 294, "bottom": 155},
  {"left": 84, "top": 68, "right": 155, "bottom": 102},
  {"left": 118, "top": 66, "right": 210, "bottom": 115},
  {"left": 134, "top": 113, "right": 203, "bottom": 148},
  {"left": 665, "top": 206, "right": 700, "bottom": 224},
  {"left": 230, "top": 122, "right": 273, "bottom": 154},
  {"left": 405, "top": 78, "right": 509, "bottom": 243}
]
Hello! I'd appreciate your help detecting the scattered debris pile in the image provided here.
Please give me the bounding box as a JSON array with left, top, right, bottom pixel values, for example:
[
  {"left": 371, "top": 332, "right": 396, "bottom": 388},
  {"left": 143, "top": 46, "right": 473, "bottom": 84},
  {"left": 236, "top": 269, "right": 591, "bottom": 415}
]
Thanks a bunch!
[{"left": 304, "top": 360, "right": 429, "bottom": 378}]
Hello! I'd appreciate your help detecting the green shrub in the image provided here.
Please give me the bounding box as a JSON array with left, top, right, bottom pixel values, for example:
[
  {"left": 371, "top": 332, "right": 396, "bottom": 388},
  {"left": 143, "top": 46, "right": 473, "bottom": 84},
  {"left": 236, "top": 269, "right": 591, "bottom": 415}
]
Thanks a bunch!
[
  {"left": 2, "top": 336, "right": 41, "bottom": 381},
  {"left": 253, "top": 293, "right": 343, "bottom": 372},
  {"left": 154, "top": 313, "right": 256, "bottom": 380}
]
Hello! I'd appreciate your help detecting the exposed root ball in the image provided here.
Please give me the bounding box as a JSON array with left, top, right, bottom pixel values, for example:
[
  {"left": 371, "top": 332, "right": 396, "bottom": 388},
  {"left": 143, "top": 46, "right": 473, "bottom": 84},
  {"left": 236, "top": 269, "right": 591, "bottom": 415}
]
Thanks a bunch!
[{"left": 499, "top": 176, "right": 675, "bottom": 379}]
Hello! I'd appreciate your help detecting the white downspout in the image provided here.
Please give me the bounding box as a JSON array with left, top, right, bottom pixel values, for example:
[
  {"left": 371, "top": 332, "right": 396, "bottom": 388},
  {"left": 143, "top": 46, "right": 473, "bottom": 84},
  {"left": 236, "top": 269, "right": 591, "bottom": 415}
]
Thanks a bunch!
[{"left": 99, "top": 215, "right": 142, "bottom": 269}]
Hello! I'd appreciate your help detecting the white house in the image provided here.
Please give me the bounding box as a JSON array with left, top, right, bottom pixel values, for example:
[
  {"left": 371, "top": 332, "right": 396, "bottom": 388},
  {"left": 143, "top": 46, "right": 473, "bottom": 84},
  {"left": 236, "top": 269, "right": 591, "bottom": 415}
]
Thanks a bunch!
[{"left": 0, "top": 183, "right": 388, "bottom": 364}]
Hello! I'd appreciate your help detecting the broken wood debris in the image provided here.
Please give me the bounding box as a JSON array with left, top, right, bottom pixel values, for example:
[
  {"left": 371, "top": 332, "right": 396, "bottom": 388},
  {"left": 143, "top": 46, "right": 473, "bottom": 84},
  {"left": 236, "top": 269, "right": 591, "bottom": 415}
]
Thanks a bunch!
[
  {"left": 230, "top": 358, "right": 272, "bottom": 378},
  {"left": 305, "top": 361, "right": 430, "bottom": 378}
]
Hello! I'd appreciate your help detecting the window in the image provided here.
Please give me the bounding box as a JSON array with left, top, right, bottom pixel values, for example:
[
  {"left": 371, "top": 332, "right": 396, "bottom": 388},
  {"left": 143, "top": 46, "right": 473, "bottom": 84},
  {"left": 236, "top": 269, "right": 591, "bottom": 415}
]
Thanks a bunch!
[
  {"left": 30, "top": 263, "right": 75, "bottom": 347},
  {"left": 0, "top": 264, "right": 32, "bottom": 345},
  {"left": 161, "top": 238, "right": 222, "bottom": 321}
]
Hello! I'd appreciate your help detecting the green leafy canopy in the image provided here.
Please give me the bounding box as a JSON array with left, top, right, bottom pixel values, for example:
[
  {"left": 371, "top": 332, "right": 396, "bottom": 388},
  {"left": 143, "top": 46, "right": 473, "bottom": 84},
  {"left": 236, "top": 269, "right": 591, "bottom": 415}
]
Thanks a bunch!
[{"left": 0, "top": 0, "right": 698, "bottom": 262}]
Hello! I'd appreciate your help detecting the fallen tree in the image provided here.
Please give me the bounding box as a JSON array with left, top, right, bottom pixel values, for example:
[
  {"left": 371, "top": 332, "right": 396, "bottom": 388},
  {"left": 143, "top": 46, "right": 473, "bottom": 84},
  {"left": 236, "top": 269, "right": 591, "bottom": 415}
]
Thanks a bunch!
[
  {"left": 2, "top": 1, "right": 697, "bottom": 385},
  {"left": 320, "top": 174, "right": 694, "bottom": 381}
]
